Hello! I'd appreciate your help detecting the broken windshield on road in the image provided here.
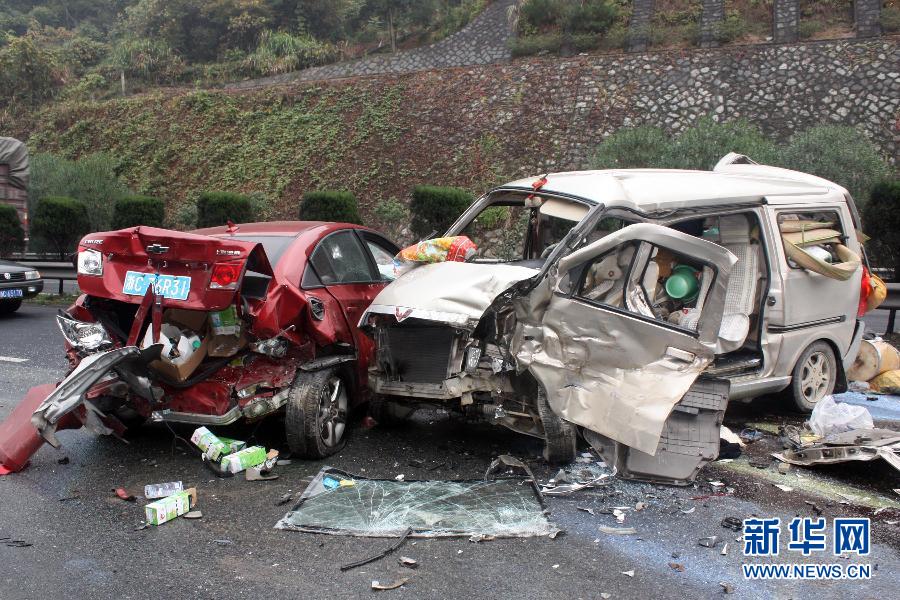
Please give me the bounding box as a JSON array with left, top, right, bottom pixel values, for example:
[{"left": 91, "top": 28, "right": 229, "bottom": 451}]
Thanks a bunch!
[{"left": 276, "top": 467, "right": 555, "bottom": 538}]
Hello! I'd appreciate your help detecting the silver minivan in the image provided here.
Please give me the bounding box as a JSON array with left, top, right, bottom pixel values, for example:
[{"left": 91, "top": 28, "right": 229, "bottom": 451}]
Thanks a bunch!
[{"left": 360, "top": 155, "right": 866, "bottom": 484}]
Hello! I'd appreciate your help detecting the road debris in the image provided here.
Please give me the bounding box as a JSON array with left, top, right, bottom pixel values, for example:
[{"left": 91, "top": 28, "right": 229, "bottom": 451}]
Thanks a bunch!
[
  {"left": 668, "top": 562, "right": 685, "bottom": 572},
  {"left": 371, "top": 578, "right": 409, "bottom": 591},
  {"left": 720, "top": 517, "right": 743, "bottom": 532},
  {"left": 680, "top": 507, "right": 696, "bottom": 514},
  {"left": 57, "top": 456, "right": 69, "bottom": 465},
  {"left": 772, "top": 484, "right": 794, "bottom": 492},
  {"left": 113, "top": 487, "right": 136, "bottom": 501},
  {"left": 720, "top": 582, "right": 734, "bottom": 594},
  {"left": 699, "top": 536, "right": 720, "bottom": 548},
  {"left": 246, "top": 466, "right": 279, "bottom": 481},
  {"left": 398, "top": 556, "right": 418, "bottom": 568},
  {"left": 145, "top": 488, "right": 198, "bottom": 526},
  {"left": 577, "top": 506, "right": 596, "bottom": 516},
  {"left": 773, "top": 428, "right": 900, "bottom": 473},
  {"left": 469, "top": 534, "right": 496, "bottom": 543},
  {"left": 739, "top": 429, "right": 763, "bottom": 443},
  {"left": 613, "top": 508, "right": 626, "bottom": 523},
  {"left": 721, "top": 543, "right": 728, "bottom": 556},
  {"left": 144, "top": 481, "right": 183, "bottom": 499},
  {"left": 622, "top": 570, "right": 634, "bottom": 577},
  {"left": 394, "top": 474, "right": 405, "bottom": 481},
  {"left": 599, "top": 526, "right": 636, "bottom": 535},
  {"left": 808, "top": 395, "right": 874, "bottom": 437},
  {"left": 183, "top": 510, "right": 202, "bottom": 519},
  {"left": 342, "top": 528, "right": 412, "bottom": 571},
  {"left": 276, "top": 493, "right": 294, "bottom": 506}
]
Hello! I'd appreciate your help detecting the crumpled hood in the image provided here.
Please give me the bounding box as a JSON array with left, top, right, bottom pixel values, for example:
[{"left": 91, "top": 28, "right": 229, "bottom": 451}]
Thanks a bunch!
[{"left": 363, "top": 261, "right": 539, "bottom": 327}]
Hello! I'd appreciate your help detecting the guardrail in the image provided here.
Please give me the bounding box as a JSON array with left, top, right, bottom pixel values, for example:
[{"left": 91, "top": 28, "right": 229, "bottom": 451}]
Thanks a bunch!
[
  {"left": 881, "top": 282, "right": 899, "bottom": 335},
  {"left": 15, "top": 260, "right": 77, "bottom": 296}
]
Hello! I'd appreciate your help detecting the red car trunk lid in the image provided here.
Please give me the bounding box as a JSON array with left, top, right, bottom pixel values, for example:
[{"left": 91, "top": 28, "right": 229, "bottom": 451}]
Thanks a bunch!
[{"left": 76, "top": 226, "right": 274, "bottom": 311}]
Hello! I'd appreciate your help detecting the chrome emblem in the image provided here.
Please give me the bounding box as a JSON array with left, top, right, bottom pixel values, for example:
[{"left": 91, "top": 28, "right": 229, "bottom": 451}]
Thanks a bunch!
[
  {"left": 2, "top": 273, "right": 10, "bottom": 280},
  {"left": 394, "top": 307, "right": 413, "bottom": 322}
]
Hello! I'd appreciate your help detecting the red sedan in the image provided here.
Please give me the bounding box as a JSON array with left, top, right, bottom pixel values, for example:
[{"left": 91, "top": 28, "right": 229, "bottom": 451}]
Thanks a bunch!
[{"left": 29, "top": 221, "right": 399, "bottom": 460}]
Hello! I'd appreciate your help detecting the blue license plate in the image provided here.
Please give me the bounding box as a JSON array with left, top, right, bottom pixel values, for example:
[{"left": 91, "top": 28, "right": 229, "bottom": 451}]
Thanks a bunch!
[
  {"left": 0, "top": 288, "right": 23, "bottom": 299},
  {"left": 122, "top": 272, "right": 191, "bottom": 300}
]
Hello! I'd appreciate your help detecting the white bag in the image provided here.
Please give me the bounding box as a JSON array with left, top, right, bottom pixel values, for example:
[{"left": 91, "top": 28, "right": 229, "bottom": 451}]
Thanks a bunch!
[{"left": 807, "top": 395, "right": 874, "bottom": 437}]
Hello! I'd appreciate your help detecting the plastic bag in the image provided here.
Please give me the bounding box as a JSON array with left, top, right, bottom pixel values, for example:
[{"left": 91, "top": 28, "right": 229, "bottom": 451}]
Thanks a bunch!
[
  {"left": 807, "top": 395, "right": 874, "bottom": 437},
  {"left": 392, "top": 236, "right": 478, "bottom": 278}
]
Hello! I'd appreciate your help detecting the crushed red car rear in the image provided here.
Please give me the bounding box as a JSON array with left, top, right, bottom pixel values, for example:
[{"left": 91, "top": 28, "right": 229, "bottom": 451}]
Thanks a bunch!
[{"left": 0, "top": 221, "right": 399, "bottom": 472}]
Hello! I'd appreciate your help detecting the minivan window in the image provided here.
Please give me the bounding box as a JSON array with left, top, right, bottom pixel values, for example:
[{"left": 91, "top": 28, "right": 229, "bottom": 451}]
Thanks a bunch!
[{"left": 777, "top": 210, "right": 844, "bottom": 269}]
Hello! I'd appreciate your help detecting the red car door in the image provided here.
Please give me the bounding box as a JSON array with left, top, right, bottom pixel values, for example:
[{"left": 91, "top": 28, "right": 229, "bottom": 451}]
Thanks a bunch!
[{"left": 306, "top": 230, "right": 398, "bottom": 392}]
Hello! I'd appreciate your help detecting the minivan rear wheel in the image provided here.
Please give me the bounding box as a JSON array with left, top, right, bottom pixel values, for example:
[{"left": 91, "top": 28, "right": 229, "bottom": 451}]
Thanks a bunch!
[
  {"left": 285, "top": 368, "right": 348, "bottom": 458},
  {"left": 789, "top": 341, "right": 837, "bottom": 412}
]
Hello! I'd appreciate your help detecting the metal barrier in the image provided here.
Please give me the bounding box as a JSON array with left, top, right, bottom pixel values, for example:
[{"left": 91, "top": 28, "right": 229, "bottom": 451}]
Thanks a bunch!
[
  {"left": 881, "top": 282, "right": 899, "bottom": 335},
  {"left": 15, "top": 260, "right": 77, "bottom": 296}
]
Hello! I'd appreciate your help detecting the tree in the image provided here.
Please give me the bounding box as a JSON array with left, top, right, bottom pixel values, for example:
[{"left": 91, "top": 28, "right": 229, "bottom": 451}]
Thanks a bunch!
[
  {"left": 31, "top": 196, "right": 91, "bottom": 259},
  {"left": 592, "top": 125, "right": 670, "bottom": 169},
  {"left": 778, "top": 125, "right": 890, "bottom": 204},
  {"left": 864, "top": 181, "right": 900, "bottom": 281},
  {"left": 664, "top": 117, "right": 779, "bottom": 170},
  {"left": 410, "top": 185, "right": 472, "bottom": 239},
  {"left": 0, "top": 32, "right": 62, "bottom": 106}
]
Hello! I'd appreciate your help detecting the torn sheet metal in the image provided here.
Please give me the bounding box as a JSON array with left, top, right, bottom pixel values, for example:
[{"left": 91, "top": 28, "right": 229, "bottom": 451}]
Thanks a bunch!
[
  {"left": 773, "top": 428, "right": 900, "bottom": 473},
  {"left": 513, "top": 224, "right": 735, "bottom": 457},
  {"left": 31, "top": 346, "right": 147, "bottom": 447},
  {"left": 275, "top": 467, "right": 555, "bottom": 538}
]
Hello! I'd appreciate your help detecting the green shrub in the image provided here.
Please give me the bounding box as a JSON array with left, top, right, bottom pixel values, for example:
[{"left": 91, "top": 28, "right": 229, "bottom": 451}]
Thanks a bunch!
[
  {"left": 883, "top": 6, "right": 900, "bottom": 33},
  {"left": 196, "top": 191, "right": 255, "bottom": 228},
  {"left": 509, "top": 33, "right": 563, "bottom": 56},
  {"left": 299, "top": 190, "right": 362, "bottom": 224},
  {"left": 28, "top": 152, "right": 128, "bottom": 232},
  {"left": 778, "top": 125, "right": 890, "bottom": 204},
  {"left": 374, "top": 197, "right": 408, "bottom": 224},
  {"left": 715, "top": 11, "right": 749, "bottom": 43},
  {"left": 592, "top": 125, "right": 671, "bottom": 169},
  {"left": 519, "top": 0, "right": 566, "bottom": 31},
  {"left": 664, "top": 117, "right": 780, "bottom": 170},
  {"left": 31, "top": 196, "right": 91, "bottom": 260},
  {"left": 0, "top": 204, "right": 25, "bottom": 257},
  {"left": 111, "top": 195, "right": 165, "bottom": 229},
  {"left": 244, "top": 31, "right": 337, "bottom": 76},
  {"left": 410, "top": 185, "right": 472, "bottom": 239},
  {"left": 863, "top": 180, "right": 900, "bottom": 280},
  {"left": 561, "top": 0, "right": 618, "bottom": 35},
  {"left": 798, "top": 20, "right": 820, "bottom": 40}
]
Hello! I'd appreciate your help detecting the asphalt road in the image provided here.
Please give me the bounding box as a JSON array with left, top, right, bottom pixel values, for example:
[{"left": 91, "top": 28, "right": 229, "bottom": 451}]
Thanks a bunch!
[{"left": 1, "top": 304, "right": 899, "bottom": 600}]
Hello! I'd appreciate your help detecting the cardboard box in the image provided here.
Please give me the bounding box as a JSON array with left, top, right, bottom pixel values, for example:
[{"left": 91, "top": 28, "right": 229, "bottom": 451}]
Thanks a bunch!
[
  {"left": 220, "top": 446, "right": 266, "bottom": 474},
  {"left": 191, "top": 426, "right": 229, "bottom": 461},
  {"left": 217, "top": 436, "right": 247, "bottom": 455},
  {"left": 145, "top": 487, "right": 197, "bottom": 526},
  {"left": 165, "top": 308, "right": 208, "bottom": 332}
]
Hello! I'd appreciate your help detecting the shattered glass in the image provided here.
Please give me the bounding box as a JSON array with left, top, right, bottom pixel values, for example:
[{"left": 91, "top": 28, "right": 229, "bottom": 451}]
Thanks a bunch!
[{"left": 275, "top": 467, "right": 555, "bottom": 538}]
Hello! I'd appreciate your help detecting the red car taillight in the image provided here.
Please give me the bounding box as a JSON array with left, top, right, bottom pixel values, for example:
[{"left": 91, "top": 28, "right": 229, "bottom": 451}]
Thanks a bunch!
[{"left": 209, "top": 262, "right": 242, "bottom": 290}]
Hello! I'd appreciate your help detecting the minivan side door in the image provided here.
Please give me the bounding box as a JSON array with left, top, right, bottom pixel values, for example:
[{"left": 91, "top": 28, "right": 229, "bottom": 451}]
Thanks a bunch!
[{"left": 515, "top": 223, "right": 736, "bottom": 455}]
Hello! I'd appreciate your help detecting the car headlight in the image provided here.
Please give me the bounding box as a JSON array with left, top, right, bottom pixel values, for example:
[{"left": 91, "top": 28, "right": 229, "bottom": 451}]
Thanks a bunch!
[
  {"left": 77, "top": 249, "right": 103, "bottom": 276},
  {"left": 24, "top": 270, "right": 40, "bottom": 280},
  {"left": 56, "top": 314, "right": 111, "bottom": 351}
]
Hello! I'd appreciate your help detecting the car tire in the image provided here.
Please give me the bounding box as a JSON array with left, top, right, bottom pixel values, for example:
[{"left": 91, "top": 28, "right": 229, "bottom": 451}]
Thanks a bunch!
[
  {"left": 368, "top": 394, "right": 412, "bottom": 427},
  {"left": 285, "top": 367, "right": 349, "bottom": 459},
  {"left": 536, "top": 384, "right": 577, "bottom": 464},
  {"left": 0, "top": 299, "right": 22, "bottom": 315},
  {"left": 789, "top": 341, "right": 837, "bottom": 413}
]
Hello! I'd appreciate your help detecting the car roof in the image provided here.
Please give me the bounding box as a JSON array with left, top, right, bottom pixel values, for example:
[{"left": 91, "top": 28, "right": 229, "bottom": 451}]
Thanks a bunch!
[
  {"left": 500, "top": 163, "right": 846, "bottom": 213},
  {"left": 193, "top": 221, "right": 365, "bottom": 237}
]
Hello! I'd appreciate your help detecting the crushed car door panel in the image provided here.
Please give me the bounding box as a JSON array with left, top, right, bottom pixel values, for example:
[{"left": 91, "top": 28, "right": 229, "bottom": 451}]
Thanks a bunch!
[{"left": 515, "top": 223, "right": 737, "bottom": 456}]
